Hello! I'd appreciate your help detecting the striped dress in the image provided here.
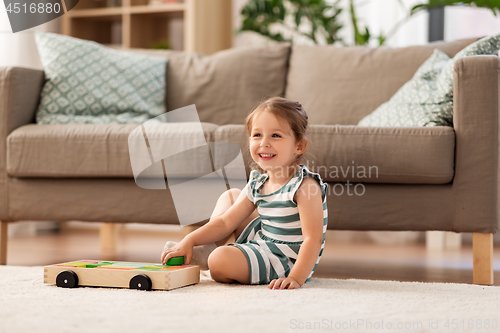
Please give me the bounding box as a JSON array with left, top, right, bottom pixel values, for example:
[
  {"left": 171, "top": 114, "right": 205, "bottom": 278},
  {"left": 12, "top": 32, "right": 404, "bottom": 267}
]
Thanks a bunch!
[{"left": 228, "top": 164, "right": 328, "bottom": 285}]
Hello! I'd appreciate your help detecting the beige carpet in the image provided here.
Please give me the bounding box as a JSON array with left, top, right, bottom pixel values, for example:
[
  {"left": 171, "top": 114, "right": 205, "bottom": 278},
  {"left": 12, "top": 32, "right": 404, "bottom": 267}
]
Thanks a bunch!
[{"left": 1, "top": 266, "right": 499, "bottom": 333}]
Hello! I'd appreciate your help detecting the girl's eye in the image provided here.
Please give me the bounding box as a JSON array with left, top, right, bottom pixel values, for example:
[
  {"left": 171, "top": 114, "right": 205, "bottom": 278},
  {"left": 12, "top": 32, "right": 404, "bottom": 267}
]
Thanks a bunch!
[
  {"left": 253, "top": 133, "right": 261, "bottom": 137},
  {"left": 272, "top": 134, "right": 281, "bottom": 138}
]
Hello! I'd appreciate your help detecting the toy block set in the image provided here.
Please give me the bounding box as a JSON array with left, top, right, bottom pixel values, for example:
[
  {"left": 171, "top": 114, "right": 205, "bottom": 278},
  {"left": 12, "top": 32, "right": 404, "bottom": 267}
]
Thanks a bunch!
[{"left": 44, "top": 258, "right": 199, "bottom": 291}]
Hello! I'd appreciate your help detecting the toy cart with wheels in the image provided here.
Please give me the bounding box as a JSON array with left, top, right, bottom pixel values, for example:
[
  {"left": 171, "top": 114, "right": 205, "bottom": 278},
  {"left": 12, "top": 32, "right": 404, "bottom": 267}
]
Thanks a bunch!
[{"left": 44, "top": 259, "right": 199, "bottom": 291}]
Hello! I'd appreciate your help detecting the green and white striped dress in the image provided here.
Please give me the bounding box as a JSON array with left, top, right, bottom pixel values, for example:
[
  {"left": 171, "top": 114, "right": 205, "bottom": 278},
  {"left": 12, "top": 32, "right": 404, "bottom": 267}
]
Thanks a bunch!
[{"left": 228, "top": 165, "right": 328, "bottom": 285}]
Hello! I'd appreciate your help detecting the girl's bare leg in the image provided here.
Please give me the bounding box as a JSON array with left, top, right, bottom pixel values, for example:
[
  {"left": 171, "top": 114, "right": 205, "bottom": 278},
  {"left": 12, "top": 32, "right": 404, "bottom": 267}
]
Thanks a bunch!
[
  {"left": 211, "top": 188, "right": 259, "bottom": 246},
  {"left": 208, "top": 246, "right": 250, "bottom": 284},
  {"left": 206, "top": 188, "right": 259, "bottom": 284}
]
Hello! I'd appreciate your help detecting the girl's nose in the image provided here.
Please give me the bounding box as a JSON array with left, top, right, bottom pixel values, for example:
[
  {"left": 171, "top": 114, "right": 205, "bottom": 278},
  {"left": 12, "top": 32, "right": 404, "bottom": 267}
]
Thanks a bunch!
[{"left": 260, "top": 139, "right": 270, "bottom": 147}]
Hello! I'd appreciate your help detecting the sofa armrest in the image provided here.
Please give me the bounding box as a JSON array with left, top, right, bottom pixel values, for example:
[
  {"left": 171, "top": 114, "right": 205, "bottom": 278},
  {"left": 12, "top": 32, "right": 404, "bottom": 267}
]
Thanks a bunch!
[
  {"left": 0, "top": 67, "right": 44, "bottom": 133},
  {"left": 452, "top": 55, "right": 499, "bottom": 233},
  {"left": 0, "top": 66, "right": 44, "bottom": 220}
]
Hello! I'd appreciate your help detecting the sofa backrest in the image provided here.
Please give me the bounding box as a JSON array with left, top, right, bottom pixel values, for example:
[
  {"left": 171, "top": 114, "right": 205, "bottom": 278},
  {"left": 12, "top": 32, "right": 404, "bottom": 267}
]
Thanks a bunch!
[
  {"left": 128, "top": 44, "right": 291, "bottom": 126},
  {"left": 285, "top": 38, "right": 480, "bottom": 125}
]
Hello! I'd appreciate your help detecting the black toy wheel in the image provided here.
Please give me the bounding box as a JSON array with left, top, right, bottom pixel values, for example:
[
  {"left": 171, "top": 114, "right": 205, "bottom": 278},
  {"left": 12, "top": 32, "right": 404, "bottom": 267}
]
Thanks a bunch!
[
  {"left": 129, "top": 274, "right": 152, "bottom": 291},
  {"left": 56, "top": 270, "right": 79, "bottom": 288}
]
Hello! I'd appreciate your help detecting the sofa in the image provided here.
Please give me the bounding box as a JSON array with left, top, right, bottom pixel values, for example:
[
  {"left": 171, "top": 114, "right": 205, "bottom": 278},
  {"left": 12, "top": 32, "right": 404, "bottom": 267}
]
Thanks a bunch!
[{"left": 0, "top": 37, "right": 497, "bottom": 285}]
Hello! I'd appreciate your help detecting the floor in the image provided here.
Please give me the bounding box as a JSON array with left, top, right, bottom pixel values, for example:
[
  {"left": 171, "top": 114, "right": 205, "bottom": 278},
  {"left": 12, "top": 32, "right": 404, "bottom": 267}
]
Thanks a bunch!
[{"left": 5, "top": 224, "right": 500, "bottom": 286}]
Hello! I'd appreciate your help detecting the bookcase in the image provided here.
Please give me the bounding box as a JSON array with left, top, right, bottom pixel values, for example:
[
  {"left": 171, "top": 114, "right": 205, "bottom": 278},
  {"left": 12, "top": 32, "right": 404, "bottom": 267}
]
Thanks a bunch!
[{"left": 61, "top": 0, "right": 233, "bottom": 55}]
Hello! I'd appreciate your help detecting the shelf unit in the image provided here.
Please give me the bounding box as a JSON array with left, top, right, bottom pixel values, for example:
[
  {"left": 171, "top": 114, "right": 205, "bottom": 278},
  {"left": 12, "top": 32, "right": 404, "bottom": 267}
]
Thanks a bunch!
[{"left": 61, "top": 0, "right": 233, "bottom": 54}]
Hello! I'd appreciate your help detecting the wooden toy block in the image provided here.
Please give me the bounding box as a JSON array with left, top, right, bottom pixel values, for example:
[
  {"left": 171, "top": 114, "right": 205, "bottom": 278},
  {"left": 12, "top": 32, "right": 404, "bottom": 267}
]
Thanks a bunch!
[
  {"left": 166, "top": 256, "right": 185, "bottom": 266},
  {"left": 44, "top": 259, "right": 200, "bottom": 291}
]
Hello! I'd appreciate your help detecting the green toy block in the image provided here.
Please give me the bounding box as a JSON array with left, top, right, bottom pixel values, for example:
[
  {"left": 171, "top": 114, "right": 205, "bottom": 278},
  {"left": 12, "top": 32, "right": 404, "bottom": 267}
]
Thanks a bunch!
[{"left": 166, "top": 256, "right": 184, "bottom": 266}]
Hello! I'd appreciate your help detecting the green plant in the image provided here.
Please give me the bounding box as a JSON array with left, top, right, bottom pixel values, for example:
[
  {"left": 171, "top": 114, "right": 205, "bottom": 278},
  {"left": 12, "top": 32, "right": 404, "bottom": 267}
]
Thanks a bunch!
[
  {"left": 238, "top": 0, "right": 344, "bottom": 44},
  {"left": 240, "top": 0, "right": 500, "bottom": 47}
]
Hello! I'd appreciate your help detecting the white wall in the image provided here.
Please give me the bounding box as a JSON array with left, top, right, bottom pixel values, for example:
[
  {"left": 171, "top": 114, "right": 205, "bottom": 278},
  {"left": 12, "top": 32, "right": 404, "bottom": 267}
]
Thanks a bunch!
[
  {"left": 336, "top": 0, "right": 428, "bottom": 47},
  {"left": 445, "top": 5, "right": 500, "bottom": 41},
  {"left": 0, "top": 1, "right": 60, "bottom": 69}
]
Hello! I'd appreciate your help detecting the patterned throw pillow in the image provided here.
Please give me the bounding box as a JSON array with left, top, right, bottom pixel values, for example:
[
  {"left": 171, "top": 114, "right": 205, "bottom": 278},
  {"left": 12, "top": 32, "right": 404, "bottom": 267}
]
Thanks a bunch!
[
  {"left": 34, "top": 32, "right": 167, "bottom": 124},
  {"left": 358, "top": 49, "right": 450, "bottom": 127},
  {"left": 358, "top": 34, "right": 500, "bottom": 127}
]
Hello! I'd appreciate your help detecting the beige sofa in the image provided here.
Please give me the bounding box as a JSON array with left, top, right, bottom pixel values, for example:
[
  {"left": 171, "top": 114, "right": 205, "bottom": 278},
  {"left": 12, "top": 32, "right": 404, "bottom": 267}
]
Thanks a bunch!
[{"left": 0, "top": 37, "right": 497, "bottom": 285}]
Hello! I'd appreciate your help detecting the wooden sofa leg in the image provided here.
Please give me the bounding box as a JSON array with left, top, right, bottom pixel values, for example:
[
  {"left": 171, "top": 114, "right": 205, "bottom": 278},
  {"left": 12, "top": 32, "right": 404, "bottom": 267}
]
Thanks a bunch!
[
  {"left": 0, "top": 221, "right": 7, "bottom": 265},
  {"left": 472, "top": 233, "right": 494, "bottom": 285},
  {"left": 100, "top": 223, "right": 118, "bottom": 260}
]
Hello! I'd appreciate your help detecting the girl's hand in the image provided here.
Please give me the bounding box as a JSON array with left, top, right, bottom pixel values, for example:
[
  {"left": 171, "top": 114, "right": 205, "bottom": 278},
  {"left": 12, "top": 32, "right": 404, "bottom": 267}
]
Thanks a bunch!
[
  {"left": 161, "top": 238, "right": 194, "bottom": 265},
  {"left": 268, "top": 277, "right": 301, "bottom": 290}
]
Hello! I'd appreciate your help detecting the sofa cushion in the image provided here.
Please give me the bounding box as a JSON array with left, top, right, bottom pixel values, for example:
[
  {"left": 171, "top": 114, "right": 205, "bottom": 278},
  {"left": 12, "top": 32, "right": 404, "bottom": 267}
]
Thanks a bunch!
[
  {"left": 167, "top": 44, "right": 290, "bottom": 125},
  {"left": 285, "top": 37, "right": 479, "bottom": 125},
  {"left": 7, "top": 123, "right": 218, "bottom": 178},
  {"left": 34, "top": 32, "right": 167, "bottom": 124},
  {"left": 124, "top": 43, "right": 291, "bottom": 126},
  {"left": 213, "top": 124, "right": 455, "bottom": 184}
]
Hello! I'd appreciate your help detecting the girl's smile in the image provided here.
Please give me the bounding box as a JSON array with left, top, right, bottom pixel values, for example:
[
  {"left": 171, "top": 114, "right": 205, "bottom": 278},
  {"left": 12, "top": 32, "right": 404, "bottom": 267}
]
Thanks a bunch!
[{"left": 258, "top": 153, "right": 276, "bottom": 161}]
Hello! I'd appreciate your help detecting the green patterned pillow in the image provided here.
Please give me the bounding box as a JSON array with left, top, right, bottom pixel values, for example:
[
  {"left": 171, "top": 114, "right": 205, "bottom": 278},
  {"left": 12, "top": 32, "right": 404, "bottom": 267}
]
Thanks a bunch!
[
  {"left": 358, "top": 34, "right": 500, "bottom": 127},
  {"left": 34, "top": 32, "right": 167, "bottom": 124}
]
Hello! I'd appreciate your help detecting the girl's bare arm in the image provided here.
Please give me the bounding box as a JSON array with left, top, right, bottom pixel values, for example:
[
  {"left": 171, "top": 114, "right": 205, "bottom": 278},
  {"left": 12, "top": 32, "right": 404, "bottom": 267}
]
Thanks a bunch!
[
  {"left": 184, "top": 189, "right": 256, "bottom": 246},
  {"left": 162, "top": 189, "right": 256, "bottom": 264},
  {"left": 286, "top": 177, "right": 324, "bottom": 286}
]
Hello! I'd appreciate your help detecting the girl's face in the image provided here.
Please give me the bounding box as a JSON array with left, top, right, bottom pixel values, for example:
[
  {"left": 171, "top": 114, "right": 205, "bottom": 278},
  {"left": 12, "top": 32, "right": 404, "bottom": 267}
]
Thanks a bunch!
[{"left": 249, "top": 110, "right": 304, "bottom": 173}]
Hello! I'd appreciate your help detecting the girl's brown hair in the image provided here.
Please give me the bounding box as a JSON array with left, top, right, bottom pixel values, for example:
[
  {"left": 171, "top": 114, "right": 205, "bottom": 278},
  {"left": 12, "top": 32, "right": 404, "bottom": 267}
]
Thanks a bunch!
[{"left": 245, "top": 97, "right": 310, "bottom": 165}]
